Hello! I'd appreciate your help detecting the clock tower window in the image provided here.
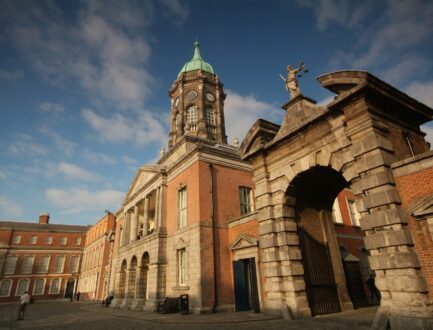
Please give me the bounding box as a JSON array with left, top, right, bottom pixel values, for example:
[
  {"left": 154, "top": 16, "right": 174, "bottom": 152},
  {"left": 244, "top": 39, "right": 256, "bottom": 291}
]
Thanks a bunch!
[
  {"left": 186, "top": 106, "right": 198, "bottom": 131},
  {"left": 205, "top": 108, "right": 216, "bottom": 133}
]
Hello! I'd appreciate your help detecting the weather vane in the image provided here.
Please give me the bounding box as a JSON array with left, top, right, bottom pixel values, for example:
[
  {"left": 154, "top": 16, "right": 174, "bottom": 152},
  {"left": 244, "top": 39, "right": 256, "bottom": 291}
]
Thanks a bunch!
[{"left": 279, "top": 62, "right": 308, "bottom": 99}]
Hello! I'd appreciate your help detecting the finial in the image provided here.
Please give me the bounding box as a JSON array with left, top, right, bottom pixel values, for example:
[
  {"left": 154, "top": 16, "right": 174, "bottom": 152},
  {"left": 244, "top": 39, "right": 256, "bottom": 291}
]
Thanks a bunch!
[{"left": 192, "top": 40, "right": 202, "bottom": 60}]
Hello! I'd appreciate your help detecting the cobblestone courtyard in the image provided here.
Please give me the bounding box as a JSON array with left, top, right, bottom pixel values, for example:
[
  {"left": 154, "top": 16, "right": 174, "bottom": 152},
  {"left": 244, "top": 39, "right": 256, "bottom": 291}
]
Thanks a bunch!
[{"left": 0, "top": 301, "right": 377, "bottom": 330}]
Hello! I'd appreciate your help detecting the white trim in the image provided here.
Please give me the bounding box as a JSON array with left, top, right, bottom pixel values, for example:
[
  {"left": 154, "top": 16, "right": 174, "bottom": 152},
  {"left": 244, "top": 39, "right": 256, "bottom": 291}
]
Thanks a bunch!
[
  {"left": 38, "top": 256, "right": 51, "bottom": 273},
  {"left": 15, "top": 278, "right": 30, "bottom": 296},
  {"left": 12, "top": 235, "right": 21, "bottom": 244},
  {"left": 21, "top": 256, "right": 35, "bottom": 274},
  {"left": 30, "top": 236, "right": 37, "bottom": 244},
  {"left": 46, "top": 236, "right": 53, "bottom": 244},
  {"left": 49, "top": 278, "right": 62, "bottom": 294},
  {"left": 332, "top": 198, "right": 343, "bottom": 224},
  {"left": 4, "top": 255, "right": 18, "bottom": 274},
  {"left": 54, "top": 256, "right": 66, "bottom": 273},
  {"left": 32, "top": 278, "right": 46, "bottom": 295}
]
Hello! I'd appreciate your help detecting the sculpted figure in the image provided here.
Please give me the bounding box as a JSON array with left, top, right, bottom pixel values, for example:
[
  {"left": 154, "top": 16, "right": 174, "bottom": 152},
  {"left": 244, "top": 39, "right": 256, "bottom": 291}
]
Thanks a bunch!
[{"left": 280, "top": 62, "right": 306, "bottom": 99}]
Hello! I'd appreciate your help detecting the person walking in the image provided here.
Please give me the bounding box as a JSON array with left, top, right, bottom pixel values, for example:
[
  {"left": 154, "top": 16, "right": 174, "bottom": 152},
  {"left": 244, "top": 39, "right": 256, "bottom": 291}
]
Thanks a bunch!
[{"left": 17, "top": 291, "right": 30, "bottom": 320}]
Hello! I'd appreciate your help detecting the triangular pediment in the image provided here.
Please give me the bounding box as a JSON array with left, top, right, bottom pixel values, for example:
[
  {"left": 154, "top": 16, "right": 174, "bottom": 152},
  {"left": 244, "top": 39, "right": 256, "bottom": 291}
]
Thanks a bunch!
[
  {"left": 411, "top": 194, "right": 433, "bottom": 218},
  {"left": 125, "top": 165, "right": 160, "bottom": 202},
  {"left": 230, "top": 233, "right": 258, "bottom": 251},
  {"left": 239, "top": 119, "right": 280, "bottom": 160}
]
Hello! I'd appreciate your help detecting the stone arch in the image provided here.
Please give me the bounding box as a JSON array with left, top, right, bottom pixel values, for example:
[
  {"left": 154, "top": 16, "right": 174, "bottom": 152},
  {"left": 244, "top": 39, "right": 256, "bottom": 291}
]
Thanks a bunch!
[
  {"left": 118, "top": 259, "right": 127, "bottom": 300},
  {"left": 126, "top": 256, "right": 138, "bottom": 303},
  {"left": 137, "top": 252, "right": 150, "bottom": 303}
]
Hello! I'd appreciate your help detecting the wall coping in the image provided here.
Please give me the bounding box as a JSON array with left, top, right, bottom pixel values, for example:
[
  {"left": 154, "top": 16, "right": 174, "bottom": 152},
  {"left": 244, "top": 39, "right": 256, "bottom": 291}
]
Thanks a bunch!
[{"left": 391, "top": 150, "right": 433, "bottom": 177}]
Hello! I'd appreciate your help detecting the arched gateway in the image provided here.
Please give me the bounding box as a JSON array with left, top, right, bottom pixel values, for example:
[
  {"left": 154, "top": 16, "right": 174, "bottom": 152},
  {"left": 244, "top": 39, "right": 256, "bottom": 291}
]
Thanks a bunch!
[{"left": 239, "top": 71, "right": 433, "bottom": 328}]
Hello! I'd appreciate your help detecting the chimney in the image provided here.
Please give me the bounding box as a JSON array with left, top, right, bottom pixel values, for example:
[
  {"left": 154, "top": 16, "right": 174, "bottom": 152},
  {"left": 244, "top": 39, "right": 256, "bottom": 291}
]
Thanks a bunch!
[{"left": 39, "top": 212, "right": 50, "bottom": 224}]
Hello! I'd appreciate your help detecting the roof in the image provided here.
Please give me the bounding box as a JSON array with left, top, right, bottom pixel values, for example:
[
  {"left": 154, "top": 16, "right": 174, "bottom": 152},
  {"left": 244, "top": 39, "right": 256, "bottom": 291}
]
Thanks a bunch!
[
  {"left": 0, "top": 221, "right": 89, "bottom": 233},
  {"left": 177, "top": 41, "right": 214, "bottom": 78}
]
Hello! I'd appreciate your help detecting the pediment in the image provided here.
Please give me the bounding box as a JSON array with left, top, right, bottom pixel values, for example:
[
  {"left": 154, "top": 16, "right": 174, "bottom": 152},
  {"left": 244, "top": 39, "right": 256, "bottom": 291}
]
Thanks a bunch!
[
  {"left": 125, "top": 165, "right": 160, "bottom": 201},
  {"left": 230, "top": 233, "right": 258, "bottom": 251},
  {"left": 411, "top": 194, "right": 433, "bottom": 218},
  {"left": 239, "top": 119, "right": 280, "bottom": 160}
]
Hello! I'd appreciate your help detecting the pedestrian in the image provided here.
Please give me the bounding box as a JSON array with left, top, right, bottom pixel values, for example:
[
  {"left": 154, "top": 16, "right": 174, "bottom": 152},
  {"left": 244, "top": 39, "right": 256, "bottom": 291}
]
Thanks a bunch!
[
  {"left": 76, "top": 291, "right": 80, "bottom": 301},
  {"left": 17, "top": 291, "right": 30, "bottom": 320},
  {"left": 367, "top": 274, "right": 381, "bottom": 303}
]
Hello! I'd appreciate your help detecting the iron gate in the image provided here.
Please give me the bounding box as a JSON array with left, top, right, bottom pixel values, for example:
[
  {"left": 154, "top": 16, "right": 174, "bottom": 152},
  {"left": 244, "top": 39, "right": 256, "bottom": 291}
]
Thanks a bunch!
[{"left": 298, "top": 226, "right": 341, "bottom": 315}]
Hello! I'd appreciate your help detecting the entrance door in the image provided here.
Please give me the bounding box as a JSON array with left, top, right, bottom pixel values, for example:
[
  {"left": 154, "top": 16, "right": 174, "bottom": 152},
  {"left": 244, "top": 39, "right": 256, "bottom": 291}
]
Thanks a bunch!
[
  {"left": 343, "top": 261, "right": 368, "bottom": 308},
  {"left": 65, "top": 279, "right": 75, "bottom": 299},
  {"left": 298, "top": 226, "right": 341, "bottom": 315},
  {"left": 233, "top": 258, "right": 260, "bottom": 312}
]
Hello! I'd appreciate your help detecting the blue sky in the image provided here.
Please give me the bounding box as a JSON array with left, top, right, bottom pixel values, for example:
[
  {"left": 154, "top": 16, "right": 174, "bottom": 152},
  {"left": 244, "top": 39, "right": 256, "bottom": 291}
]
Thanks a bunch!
[{"left": 1, "top": 0, "right": 433, "bottom": 225}]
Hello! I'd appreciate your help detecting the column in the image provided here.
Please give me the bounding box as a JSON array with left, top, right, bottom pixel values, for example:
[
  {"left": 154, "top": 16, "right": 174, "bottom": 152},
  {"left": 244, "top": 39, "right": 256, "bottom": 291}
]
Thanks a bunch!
[
  {"left": 154, "top": 188, "right": 160, "bottom": 230},
  {"left": 130, "top": 205, "right": 139, "bottom": 242},
  {"left": 143, "top": 197, "right": 149, "bottom": 236},
  {"left": 124, "top": 212, "right": 131, "bottom": 244}
]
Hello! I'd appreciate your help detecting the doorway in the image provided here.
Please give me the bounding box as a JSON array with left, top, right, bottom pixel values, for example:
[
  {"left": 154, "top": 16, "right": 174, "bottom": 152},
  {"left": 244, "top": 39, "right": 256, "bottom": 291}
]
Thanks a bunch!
[
  {"left": 233, "top": 258, "right": 260, "bottom": 312},
  {"left": 65, "top": 279, "right": 75, "bottom": 300}
]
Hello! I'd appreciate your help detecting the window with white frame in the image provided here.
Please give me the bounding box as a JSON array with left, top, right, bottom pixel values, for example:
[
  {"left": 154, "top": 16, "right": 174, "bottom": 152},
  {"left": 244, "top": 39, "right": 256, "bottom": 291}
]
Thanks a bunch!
[
  {"left": 4, "top": 256, "right": 18, "bottom": 274},
  {"left": 12, "top": 235, "right": 21, "bottom": 244},
  {"left": 239, "top": 187, "right": 253, "bottom": 215},
  {"left": 332, "top": 198, "right": 343, "bottom": 224},
  {"left": 16, "top": 279, "right": 29, "bottom": 296},
  {"left": 33, "top": 279, "right": 45, "bottom": 295},
  {"left": 75, "top": 237, "right": 81, "bottom": 245},
  {"left": 49, "top": 278, "right": 61, "bottom": 294},
  {"left": 0, "top": 280, "right": 12, "bottom": 297},
  {"left": 177, "top": 248, "right": 186, "bottom": 286},
  {"left": 186, "top": 106, "right": 198, "bottom": 131},
  {"left": 38, "top": 256, "right": 50, "bottom": 273},
  {"left": 70, "top": 256, "right": 80, "bottom": 273},
  {"left": 54, "top": 256, "right": 65, "bottom": 273},
  {"left": 178, "top": 187, "right": 187, "bottom": 228},
  {"left": 30, "top": 236, "right": 37, "bottom": 244},
  {"left": 60, "top": 237, "right": 67, "bottom": 245},
  {"left": 21, "top": 256, "right": 34, "bottom": 274},
  {"left": 46, "top": 236, "right": 53, "bottom": 244},
  {"left": 205, "top": 108, "right": 216, "bottom": 132},
  {"left": 347, "top": 199, "right": 361, "bottom": 227}
]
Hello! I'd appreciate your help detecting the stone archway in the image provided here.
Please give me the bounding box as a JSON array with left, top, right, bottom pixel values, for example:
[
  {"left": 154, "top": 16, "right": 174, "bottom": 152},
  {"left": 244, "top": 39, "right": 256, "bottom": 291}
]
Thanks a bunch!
[
  {"left": 240, "top": 71, "right": 433, "bottom": 327},
  {"left": 131, "top": 252, "right": 149, "bottom": 310},
  {"left": 121, "top": 256, "right": 137, "bottom": 308},
  {"left": 111, "top": 259, "right": 127, "bottom": 308},
  {"left": 285, "top": 166, "right": 352, "bottom": 315}
]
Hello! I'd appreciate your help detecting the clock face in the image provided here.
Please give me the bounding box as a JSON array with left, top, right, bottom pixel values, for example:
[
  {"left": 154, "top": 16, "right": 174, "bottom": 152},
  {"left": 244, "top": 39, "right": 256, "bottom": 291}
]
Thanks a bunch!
[
  {"left": 186, "top": 90, "right": 198, "bottom": 101},
  {"left": 206, "top": 92, "right": 215, "bottom": 102},
  {"left": 174, "top": 96, "right": 180, "bottom": 108}
]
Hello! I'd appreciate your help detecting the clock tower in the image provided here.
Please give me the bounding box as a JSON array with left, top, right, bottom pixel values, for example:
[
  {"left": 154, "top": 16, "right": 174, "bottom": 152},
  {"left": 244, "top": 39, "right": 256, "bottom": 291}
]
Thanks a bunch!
[{"left": 168, "top": 41, "right": 227, "bottom": 148}]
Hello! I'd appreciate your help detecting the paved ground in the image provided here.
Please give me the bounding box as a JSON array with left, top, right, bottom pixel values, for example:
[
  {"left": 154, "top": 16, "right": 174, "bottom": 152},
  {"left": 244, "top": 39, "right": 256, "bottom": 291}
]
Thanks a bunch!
[{"left": 0, "top": 301, "right": 377, "bottom": 330}]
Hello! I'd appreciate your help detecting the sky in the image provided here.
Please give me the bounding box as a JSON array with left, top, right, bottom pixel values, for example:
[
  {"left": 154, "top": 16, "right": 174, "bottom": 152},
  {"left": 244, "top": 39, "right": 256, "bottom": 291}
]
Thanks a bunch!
[{"left": 1, "top": 0, "right": 433, "bottom": 225}]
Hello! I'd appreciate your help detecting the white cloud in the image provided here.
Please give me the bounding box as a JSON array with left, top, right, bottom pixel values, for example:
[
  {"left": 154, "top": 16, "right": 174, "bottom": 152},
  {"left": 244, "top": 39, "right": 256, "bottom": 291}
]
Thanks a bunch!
[
  {"left": 380, "top": 55, "right": 432, "bottom": 83},
  {"left": 0, "top": 195, "right": 23, "bottom": 218},
  {"left": 45, "top": 188, "right": 124, "bottom": 214},
  {"left": 3, "top": 1, "right": 154, "bottom": 109},
  {"left": 122, "top": 155, "right": 138, "bottom": 166},
  {"left": 83, "top": 148, "right": 117, "bottom": 165},
  {"left": 224, "top": 90, "right": 283, "bottom": 143},
  {"left": 39, "top": 126, "right": 76, "bottom": 157},
  {"left": 7, "top": 134, "right": 48, "bottom": 157},
  {"left": 82, "top": 108, "right": 167, "bottom": 146},
  {"left": 56, "top": 162, "right": 102, "bottom": 181},
  {"left": 406, "top": 80, "right": 433, "bottom": 108},
  {"left": 39, "top": 102, "right": 65, "bottom": 114},
  {"left": 421, "top": 123, "right": 433, "bottom": 146},
  {"left": 159, "top": 0, "right": 190, "bottom": 26},
  {"left": 0, "top": 69, "right": 24, "bottom": 80}
]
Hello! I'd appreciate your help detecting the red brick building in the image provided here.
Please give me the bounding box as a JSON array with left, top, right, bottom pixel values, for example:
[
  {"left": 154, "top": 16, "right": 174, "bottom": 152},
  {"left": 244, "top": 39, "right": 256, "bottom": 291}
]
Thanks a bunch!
[
  {"left": 0, "top": 213, "right": 87, "bottom": 302},
  {"left": 78, "top": 211, "right": 116, "bottom": 301}
]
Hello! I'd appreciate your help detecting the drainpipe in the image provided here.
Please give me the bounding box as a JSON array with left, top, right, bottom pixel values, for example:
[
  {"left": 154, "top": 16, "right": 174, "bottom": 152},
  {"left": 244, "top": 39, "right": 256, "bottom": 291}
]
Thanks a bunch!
[{"left": 209, "top": 164, "right": 218, "bottom": 312}]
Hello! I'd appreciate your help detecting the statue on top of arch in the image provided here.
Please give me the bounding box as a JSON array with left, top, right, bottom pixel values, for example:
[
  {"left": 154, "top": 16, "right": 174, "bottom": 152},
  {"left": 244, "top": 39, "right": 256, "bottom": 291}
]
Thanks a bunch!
[{"left": 280, "top": 62, "right": 308, "bottom": 99}]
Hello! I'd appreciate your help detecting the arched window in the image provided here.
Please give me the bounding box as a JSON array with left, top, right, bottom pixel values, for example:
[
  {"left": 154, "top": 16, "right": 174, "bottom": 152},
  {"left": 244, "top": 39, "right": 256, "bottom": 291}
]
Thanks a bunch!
[
  {"left": 175, "top": 112, "right": 181, "bottom": 127},
  {"left": 49, "top": 278, "right": 61, "bottom": 294},
  {"left": 186, "top": 106, "right": 198, "bottom": 131},
  {"left": 205, "top": 108, "right": 216, "bottom": 133},
  {"left": 0, "top": 279, "right": 12, "bottom": 297},
  {"left": 16, "top": 279, "right": 29, "bottom": 296},
  {"left": 33, "top": 279, "right": 45, "bottom": 295}
]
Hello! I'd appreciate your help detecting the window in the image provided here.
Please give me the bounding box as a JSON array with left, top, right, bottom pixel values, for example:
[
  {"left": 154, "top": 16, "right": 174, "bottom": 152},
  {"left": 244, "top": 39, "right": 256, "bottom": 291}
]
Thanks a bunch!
[
  {"left": 178, "top": 249, "right": 186, "bottom": 285},
  {"left": 205, "top": 108, "right": 216, "bottom": 132},
  {"left": 46, "top": 236, "right": 53, "bottom": 244},
  {"left": 178, "top": 187, "right": 187, "bottom": 228},
  {"left": 60, "top": 237, "right": 67, "bottom": 245},
  {"left": 347, "top": 199, "right": 361, "bottom": 227},
  {"left": 70, "top": 256, "right": 80, "bottom": 273},
  {"left": 39, "top": 256, "right": 50, "bottom": 273},
  {"left": 332, "top": 198, "right": 343, "bottom": 224},
  {"left": 0, "top": 280, "right": 12, "bottom": 297},
  {"left": 175, "top": 112, "right": 181, "bottom": 127},
  {"left": 12, "top": 235, "right": 21, "bottom": 244},
  {"left": 33, "top": 279, "right": 45, "bottom": 295},
  {"left": 186, "top": 106, "right": 198, "bottom": 131},
  {"left": 54, "top": 256, "right": 65, "bottom": 273},
  {"left": 16, "top": 279, "right": 29, "bottom": 296},
  {"left": 75, "top": 237, "right": 81, "bottom": 245},
  {"left": 239, "top": 187, "right": 253, "bottom": 215},
  {"left": 119, "top": 226, "right": 124, "bottom": 247},
  {"left": 49, "top": 278, "right": 61, "bottom": 294},
  {"left": 21, "top": 256, "right": 34, "bottom": 274},
  {"left": 30, "top": 236, "right": 37, "bottom": 244},
  {"left": 4, "top": 256, "right": 18, "bottom": 274}
]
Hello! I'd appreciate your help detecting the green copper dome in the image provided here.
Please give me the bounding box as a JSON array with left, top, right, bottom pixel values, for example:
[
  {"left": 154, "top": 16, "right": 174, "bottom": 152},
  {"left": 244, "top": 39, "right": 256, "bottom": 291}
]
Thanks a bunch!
[{"left": 177, "top": 41, "right": 214, "bottom": 78}]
